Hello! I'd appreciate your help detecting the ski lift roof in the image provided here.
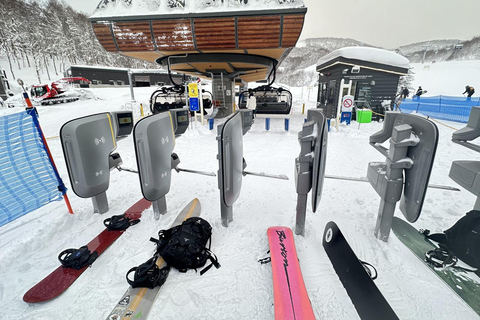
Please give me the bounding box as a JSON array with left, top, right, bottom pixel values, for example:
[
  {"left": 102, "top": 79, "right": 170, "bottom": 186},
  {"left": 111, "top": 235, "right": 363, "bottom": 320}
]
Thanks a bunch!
[
  {"left": 90, "top": 0, "right": 307, "bottom": 83},
  {"left": 67, "top": 65, "right": 168, "bottom": 73},
  {"left": 316, "top": 47, "right": 410, "bottom": 74},
  {"left": 91, "top": 0, "right": 305, "bottom": 20}
]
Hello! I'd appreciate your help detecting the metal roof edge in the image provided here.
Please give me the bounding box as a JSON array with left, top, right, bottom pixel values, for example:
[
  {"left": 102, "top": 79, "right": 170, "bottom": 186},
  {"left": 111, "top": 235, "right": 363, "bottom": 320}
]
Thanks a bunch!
[
  {"left": 89, "top": 7, "right": 307, "bottom": 23},
  {"left": 316, "top": 58, "right": 409, "bottom": 75}
]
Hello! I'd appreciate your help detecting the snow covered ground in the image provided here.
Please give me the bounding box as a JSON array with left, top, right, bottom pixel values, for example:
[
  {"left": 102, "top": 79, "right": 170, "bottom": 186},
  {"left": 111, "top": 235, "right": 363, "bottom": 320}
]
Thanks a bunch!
[
  {"left": 1, "top": 60, "right": 480, "bottom": 320},
  {"left": 410, "top": 60, "right": 480, "bottom": 96}
]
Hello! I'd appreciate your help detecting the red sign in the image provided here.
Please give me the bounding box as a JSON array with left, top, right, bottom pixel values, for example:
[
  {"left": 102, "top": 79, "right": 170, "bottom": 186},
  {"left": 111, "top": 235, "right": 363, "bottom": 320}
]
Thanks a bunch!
[{"left": 343, "top": 98, "right": 353, "bottom": 108}]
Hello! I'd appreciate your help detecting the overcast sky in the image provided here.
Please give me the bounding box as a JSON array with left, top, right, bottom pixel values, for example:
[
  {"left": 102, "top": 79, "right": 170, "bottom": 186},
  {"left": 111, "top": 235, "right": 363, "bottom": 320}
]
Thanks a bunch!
[{"left": 64, "top": 0, "right": 480, "bottom": 49}]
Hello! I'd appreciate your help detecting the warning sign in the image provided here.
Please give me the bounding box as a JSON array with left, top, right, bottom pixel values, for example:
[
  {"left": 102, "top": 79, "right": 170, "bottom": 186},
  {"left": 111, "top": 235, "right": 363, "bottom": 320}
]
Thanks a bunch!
[
  {"left": 188, "top": 83, "right": 199, "bottom": 98},
  {"left": 341, "top": 95, "right": 354, "bottom": 112}
]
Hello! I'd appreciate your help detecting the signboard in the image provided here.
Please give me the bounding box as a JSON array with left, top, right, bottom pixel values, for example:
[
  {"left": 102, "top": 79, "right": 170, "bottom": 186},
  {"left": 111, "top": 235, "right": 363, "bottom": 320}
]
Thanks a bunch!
[
  {"left": 341, "top": 95, "right": 354, "bottom": 112},
  {"left": 189, "top": 97, "right": 199, "bottom": 111},
  {"left": 188, "top": 83, "right": 199, "bottom": 98}
]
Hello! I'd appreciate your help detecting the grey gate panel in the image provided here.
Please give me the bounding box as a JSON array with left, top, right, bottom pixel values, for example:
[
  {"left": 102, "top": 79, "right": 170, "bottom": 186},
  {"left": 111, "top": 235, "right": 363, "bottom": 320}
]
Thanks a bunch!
[
  {"left": 308, "top": 109, "right": 328, "bottom": 213},
  {"left": 452, "top": 106, "right": 480, "bottom": 142},
  {"left": 60, "top": 113, "right": 116, "bottom": 199},
  {"left": 368, "top": 112, "right": 438, "bottom": 222},
  {"left": 217, "top": 112, "right": 244, "bottom": 227},
  {"left": 133, "top": 112, "right": 175, "bottom": 202},
  {"left": 450, "top": 106, "right": 480, "bottom": 209},
  {"left": 220, "top": 112, "right": 243, "bottom": 207}
]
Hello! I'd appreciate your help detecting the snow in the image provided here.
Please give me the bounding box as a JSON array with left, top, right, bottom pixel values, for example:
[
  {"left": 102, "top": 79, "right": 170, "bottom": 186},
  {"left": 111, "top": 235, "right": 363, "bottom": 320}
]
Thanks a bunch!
[
  {"left": 1, "top": 59, "right": 480, "bottom": 319},
  {"left": 316, "top": 46, "right": 410, "bottom": 70},
  {"left": 409, "top": 60, "right": 480, "bottom": 96},
  {"left": 91, "top": 0, "right": 306, "bottom": 19}
]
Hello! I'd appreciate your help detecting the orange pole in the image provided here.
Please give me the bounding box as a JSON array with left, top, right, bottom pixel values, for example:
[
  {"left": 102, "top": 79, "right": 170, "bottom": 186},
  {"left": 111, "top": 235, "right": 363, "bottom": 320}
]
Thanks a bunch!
[
  {"left": 28, "top": 109, "right": 74, "bottom": 214},
  {"left": 23, "top": 92, "right": 34, "bottom": 109}
]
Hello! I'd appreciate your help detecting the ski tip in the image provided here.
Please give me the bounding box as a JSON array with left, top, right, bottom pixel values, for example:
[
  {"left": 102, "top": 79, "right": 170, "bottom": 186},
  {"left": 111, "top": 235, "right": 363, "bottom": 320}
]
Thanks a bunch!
[
  {"left": 23, "top": 292, "right": 51, "bottom": 304},
  {"left": 267, "top": 226, "right": 293, "bottom": 234},
  {"left": 322, "top": 221, "right": 340, "bottom": 245},
  {"left": 190, "top": 198, "right": 201, "bottom": 209}
]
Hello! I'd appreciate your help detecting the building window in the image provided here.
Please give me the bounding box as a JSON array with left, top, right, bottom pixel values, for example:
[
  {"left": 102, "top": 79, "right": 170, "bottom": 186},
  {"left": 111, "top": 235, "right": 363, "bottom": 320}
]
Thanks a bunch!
[{"left": 326, "top": 80, "right": 336, "bottom": 104}]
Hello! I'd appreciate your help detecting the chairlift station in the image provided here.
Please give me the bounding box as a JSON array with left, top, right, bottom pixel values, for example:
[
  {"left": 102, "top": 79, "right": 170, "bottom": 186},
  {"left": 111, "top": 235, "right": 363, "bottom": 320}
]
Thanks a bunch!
[{"left": 90, "top": 0, "right": 306, "bottom": 117}]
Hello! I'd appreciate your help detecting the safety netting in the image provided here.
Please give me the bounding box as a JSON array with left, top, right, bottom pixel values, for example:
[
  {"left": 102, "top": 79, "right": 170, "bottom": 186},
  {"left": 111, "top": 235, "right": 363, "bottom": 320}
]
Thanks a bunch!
[
  {"left": 0, "top": 110, "right": 66, "bottom": 227},
  {"left": 400, "top": 96, "right": 480, "bottom": 123}
]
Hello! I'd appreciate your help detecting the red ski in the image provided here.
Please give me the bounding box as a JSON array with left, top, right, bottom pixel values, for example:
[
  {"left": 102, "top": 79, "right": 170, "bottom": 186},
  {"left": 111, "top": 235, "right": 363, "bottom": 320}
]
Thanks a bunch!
[{"left": 23, "top": 198, "right": 151, "bottom": 303}]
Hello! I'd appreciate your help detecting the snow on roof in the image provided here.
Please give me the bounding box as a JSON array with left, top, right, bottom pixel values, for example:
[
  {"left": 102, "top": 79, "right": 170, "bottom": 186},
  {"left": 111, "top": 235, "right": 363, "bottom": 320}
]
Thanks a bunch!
[
  {"left": 316, "top": 47, "right": 410, "bottom": 70},
  {"left": 68, "top": 65, "right": 167, "bottom": 73},
  {"left": 91, "top": 0, "right": 305, "bottom": 19}
]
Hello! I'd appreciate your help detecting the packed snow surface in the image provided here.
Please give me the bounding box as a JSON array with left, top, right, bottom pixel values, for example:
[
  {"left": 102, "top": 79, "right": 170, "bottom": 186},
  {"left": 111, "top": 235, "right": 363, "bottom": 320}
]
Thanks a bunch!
[
  {"left": 91, "top": 0, "right": 306, "bottom": 19},
  {"left": 0, "top": 60, "right": 479, "bottom": 319},
  {"left": 316, "top": 46, "right": 410, "bottom": 70}
]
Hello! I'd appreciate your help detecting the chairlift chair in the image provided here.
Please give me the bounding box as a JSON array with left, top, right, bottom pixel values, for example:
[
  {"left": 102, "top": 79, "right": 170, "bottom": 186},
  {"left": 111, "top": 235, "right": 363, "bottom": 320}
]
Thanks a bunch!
[{"left": 239, "top": 85, "right": 293, "bottom": 115}]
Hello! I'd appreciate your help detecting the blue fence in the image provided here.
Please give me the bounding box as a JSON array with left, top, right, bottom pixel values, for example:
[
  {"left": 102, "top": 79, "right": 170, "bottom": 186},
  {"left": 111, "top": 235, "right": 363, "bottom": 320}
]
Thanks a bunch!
[
  {"left": 0, "top": 111, "right": 66, "bottom": 227},
  {"left": 399, "top": 96, "right": 480, "bottom": 123}
]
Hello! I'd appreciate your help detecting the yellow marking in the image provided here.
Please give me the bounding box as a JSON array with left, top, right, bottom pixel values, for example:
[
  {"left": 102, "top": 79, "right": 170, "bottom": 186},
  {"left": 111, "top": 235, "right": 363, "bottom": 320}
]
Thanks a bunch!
[
  {"left": 121, "top": 288, "right": 148, "bottom": 320},
  {"left": 107, "top": 113, "right": 116, "bottom": 148},
  {"left": 168, "top": 112, "right": 176, "bottom": 148},
  {"left": 430, "top": 117, "right": 459, "bottom": 131},
  {"left": 122, "top": 198, "right": 199, "bottom": 319}
]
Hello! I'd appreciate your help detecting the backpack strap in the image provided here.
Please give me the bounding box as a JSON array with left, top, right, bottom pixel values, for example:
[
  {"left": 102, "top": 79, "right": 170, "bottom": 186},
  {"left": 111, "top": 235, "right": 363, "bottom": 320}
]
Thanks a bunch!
[
  {"left": 199, "top": 248, "right": 221, "bottom": 276},
  {"left": 126, "top": 256, "right": 170, "bottom": 289},
  {"left": 58, "top": 246, "right": 98, "bottom": 270},
  {"left": 104, "top": 214, "right": 140, "bottom": 231},
  {"left": 150, "top": 226, "right": 179, "bottom": 253}
]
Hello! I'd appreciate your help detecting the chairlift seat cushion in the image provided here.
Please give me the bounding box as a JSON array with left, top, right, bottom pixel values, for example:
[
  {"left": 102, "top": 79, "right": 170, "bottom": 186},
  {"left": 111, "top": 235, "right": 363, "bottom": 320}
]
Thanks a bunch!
[{"left": 255, "top": 102, "right": 291, "bottom": 115}]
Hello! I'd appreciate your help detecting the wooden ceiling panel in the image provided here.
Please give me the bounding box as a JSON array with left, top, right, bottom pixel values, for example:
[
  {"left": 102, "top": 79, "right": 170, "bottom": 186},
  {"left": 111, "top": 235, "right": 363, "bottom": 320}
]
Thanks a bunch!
[
  {"left": 112, "top": 22, "right": 155, "bottom": 51},
  {"left": 246, "top": 48, "right": 286, "bottom": 60},
  {"left": 240, "top": 70, "right": 268, "bottom": 83},
  {"left": 92, "top": 23, "right": 117, "bottom": 52},
  {"left": 194, "top": 18, "right": 236, "bottom": 50},
  {"left": 123, "top": 52, "right": 163, "bottom": 63},
  {"left": 238, "top": 16, "right": 281, "bottom": 49},
  {"left": 282, "top": 15, "right": 304, "bottom": 47},
  {"left": 152, "top": 20, "right": 195, "bottom": 51}
]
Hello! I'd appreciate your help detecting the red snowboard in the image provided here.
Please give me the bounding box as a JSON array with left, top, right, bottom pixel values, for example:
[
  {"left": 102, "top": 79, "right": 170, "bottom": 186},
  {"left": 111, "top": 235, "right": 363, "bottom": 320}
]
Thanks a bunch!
[{"left": 23, "top": 198, "right": 151, "bottom": 303}]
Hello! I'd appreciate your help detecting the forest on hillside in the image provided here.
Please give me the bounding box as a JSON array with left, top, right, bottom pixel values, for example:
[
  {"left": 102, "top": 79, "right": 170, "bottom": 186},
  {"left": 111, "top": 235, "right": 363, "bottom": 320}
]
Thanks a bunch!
[{"left": 0, "top": 0, "right": 156, "bottom": 83}]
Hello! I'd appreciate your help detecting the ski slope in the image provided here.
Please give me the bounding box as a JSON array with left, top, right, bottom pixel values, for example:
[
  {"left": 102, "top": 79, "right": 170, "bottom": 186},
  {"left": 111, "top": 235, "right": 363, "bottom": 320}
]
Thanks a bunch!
[{"left": 0, "top": 60, "right": 479, "bottom": 319}]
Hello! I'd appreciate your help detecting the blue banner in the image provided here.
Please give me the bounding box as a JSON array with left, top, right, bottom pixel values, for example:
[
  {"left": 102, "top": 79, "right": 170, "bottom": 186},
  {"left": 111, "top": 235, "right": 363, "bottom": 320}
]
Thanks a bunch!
[
  {"left": 0, "top": 111, "right": 64, "bottom": 227},
  {"left": 400, "top": 96, "right": 480, "bottom": 123}
]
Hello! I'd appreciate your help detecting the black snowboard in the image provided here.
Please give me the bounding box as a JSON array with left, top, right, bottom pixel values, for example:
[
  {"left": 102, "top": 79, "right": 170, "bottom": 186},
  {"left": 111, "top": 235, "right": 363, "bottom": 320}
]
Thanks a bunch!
[{"left": 322, "top": 221, "right": 398, "bottom": 320}]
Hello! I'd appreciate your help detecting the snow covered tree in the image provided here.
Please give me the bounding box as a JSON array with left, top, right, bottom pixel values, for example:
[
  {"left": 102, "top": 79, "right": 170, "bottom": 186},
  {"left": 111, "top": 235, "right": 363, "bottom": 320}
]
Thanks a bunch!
[{"left": 397, "top": 68, "right": 415, "bottom": 95}]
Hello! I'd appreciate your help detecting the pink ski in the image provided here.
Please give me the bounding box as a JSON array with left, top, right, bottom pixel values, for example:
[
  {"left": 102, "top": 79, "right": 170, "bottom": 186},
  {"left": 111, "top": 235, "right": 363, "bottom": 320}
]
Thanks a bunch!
[{"left": 267, "top": 226, "right": 315, "bottom": 319}]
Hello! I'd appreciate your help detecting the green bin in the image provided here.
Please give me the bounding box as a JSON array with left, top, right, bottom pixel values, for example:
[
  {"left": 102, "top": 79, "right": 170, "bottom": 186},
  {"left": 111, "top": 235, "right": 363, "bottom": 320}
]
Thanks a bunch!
[{"left": 356, "top": 109, "right": 372, "bottom": 123}]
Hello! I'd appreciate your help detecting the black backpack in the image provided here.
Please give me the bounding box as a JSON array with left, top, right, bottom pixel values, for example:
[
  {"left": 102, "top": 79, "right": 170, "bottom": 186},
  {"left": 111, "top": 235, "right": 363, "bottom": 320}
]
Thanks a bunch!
[
  {"left": 150, "top": 217, "right": 220, "bottom": 275},
  {"left": 425, "top": 210, "right": 480, "bottom": 268}
]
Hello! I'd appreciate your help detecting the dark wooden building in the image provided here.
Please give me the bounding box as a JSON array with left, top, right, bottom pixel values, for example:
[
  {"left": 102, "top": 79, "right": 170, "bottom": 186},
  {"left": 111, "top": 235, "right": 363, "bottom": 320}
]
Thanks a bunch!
[
  {"left": 64, "top": 65, "right": 185, "bottom": 87},
  {"left": 316, "top": 47, "right": 409, "bottom": 119}
]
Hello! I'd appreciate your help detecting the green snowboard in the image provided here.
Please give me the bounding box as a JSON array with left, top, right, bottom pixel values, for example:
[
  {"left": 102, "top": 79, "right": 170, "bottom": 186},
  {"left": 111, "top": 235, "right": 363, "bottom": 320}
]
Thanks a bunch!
[{"left": 392, "top": 217, "right": 480, "bottom": 316}]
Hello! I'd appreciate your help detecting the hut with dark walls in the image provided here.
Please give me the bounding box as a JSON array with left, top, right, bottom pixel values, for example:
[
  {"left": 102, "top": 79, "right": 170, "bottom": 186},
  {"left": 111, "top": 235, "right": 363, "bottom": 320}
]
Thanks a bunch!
[
  {"left": 316, "top": 47, "right": 409, "bottom": 120},
  {"left": 64, "top": 65, "right": 184, "bottom": 87}
]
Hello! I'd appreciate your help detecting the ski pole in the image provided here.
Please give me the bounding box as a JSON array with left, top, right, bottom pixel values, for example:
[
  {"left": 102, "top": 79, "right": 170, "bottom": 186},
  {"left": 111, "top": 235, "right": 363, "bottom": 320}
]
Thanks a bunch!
[
  {"left": 243, "top": 170, "right": 289, "bottom": 180},
  {"left": 324, "top": 174, "right": 460, "bottom": 192}
]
